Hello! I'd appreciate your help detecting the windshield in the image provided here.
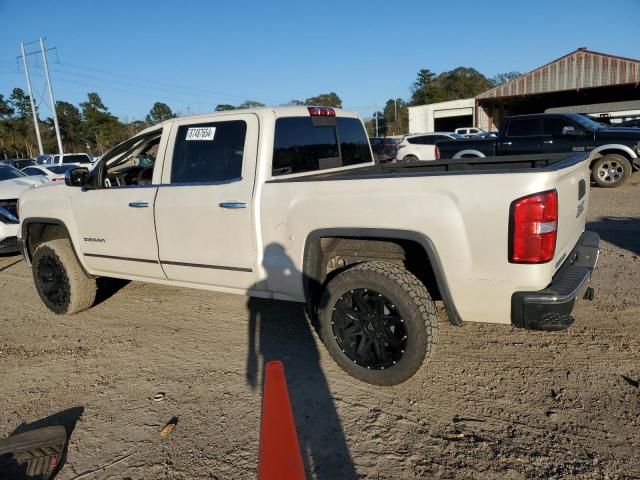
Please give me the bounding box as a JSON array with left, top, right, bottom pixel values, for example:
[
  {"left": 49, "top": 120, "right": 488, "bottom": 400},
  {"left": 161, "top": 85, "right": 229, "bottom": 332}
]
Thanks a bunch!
[
  {"left": 0, "top": 165, "right": 27, "bottom": 181},
  {"left": 567, "top": 113, "right": 602, "bottom": 131},
  {"left": 62, "top": 154, "right": 92, "bottom": 164}
]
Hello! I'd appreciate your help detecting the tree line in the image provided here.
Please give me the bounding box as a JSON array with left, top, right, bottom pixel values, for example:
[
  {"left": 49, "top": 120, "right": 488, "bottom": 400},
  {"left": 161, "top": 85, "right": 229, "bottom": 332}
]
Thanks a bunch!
[{"left": 0, "top": 67, "right": 520, "bottom": 158}]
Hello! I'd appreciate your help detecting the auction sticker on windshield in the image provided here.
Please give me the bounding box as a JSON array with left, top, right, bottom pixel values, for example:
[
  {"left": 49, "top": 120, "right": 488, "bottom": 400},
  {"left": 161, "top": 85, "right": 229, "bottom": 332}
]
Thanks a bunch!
[{"left": 186, "top": 127, "right": 216, "bottom": 141}]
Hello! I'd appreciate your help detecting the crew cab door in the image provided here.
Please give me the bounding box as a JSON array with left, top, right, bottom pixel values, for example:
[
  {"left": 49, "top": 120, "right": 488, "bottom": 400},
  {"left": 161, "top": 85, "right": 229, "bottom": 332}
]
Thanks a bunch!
[
  {"left": 499, "top": 118, "right": 543, "bottom": 155},
  {"left": 69, "top": 127, "right": 168, "bottom": 279},
  {"left": 154, "top": 113, "right": 258, "bottom": 290},
  {"left": 541, "top": 116, "right": 588, "bottom": 153}
]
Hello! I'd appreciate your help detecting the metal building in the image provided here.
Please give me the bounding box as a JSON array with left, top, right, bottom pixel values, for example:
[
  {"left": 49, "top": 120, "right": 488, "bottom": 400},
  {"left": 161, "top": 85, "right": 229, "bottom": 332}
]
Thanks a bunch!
[
  {"left": 408, "top": 98, "right": 475, "bottom": 133},
  {"left": 476, "top": 48, "right": 640, "bottom": 129},
  {"left": 408, "top": 48, "right": 640, "bottom": 133}
]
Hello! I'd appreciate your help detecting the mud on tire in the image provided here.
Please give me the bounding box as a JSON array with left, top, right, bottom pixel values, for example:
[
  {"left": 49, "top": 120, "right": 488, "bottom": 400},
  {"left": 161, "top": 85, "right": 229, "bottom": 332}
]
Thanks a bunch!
[
  {"left": 318, "top": 261, "right": 438, "bottom": 386},
  {"left": 32, "top": 238, "right": 96, "bottom": 315}
]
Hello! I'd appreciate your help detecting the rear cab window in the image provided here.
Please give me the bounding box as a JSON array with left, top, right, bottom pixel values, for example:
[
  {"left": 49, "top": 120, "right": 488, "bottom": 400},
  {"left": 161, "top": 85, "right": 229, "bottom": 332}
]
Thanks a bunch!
[
  {"left": 272, "top": 114, "right": 372, "bottom": 176},
  {"left": 62, "top": 154, "right": 92, "bottom": 164}
]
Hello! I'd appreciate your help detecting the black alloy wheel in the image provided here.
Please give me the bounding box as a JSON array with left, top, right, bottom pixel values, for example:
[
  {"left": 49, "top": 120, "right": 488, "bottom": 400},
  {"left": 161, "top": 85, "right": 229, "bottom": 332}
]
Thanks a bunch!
[
  {"left": 36, "top": 253, "right": 70, "bottom": 308},
  {"left": 331, "top": 288, "right": 408, "bottom": 370}
]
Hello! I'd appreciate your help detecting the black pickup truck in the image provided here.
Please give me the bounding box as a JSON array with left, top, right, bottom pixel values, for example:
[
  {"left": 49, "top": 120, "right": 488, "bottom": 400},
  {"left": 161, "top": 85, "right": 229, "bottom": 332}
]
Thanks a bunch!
[{"left": 436, "top": 113, "right": 640, "bottom": 187}]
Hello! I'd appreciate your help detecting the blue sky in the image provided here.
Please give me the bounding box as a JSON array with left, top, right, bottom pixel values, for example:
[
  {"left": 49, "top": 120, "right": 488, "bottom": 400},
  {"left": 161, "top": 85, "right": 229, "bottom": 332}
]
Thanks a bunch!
[{"left": 1, "top": 0, "right": 638, "bottom": 121}]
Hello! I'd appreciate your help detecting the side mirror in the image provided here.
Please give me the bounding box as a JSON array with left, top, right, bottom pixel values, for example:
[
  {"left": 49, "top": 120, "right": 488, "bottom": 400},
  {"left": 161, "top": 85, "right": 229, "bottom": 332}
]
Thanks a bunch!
[
  {"left": 65, "top": 167, "right": 90, "bottom": 187},
  {"left": 562, "top": 126, "right": 582, "bottom": 136}
]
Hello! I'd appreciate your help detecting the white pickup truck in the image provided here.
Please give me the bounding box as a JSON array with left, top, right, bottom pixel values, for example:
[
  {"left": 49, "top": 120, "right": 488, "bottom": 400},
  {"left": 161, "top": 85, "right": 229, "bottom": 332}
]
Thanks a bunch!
[{"left": 17, "top": 106, "right": 600, "bottom": 385}]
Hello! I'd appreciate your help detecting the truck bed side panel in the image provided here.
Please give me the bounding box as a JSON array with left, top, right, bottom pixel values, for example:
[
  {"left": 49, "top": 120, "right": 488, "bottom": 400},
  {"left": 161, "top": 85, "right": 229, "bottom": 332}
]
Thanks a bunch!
[{"left": 259, "top": 157, "right": 589, "bottom": 324}]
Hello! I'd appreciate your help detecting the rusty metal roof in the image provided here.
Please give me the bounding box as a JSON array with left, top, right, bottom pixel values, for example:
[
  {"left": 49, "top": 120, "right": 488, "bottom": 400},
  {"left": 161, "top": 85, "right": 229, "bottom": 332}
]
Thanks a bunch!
[{"left": 477, "top": 48, "right": 640, "bottom": 99}]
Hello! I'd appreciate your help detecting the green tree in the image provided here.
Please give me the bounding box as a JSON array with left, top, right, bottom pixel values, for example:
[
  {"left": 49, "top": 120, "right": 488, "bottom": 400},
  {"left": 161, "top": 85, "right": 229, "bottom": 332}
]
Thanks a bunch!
[
  {"left": 80, "top": 92, "right": 126, "bottom": 154},
  {"left": 383, "top": 98, "right": 408, "bottom": 135},
  {"left": 365, "top": 111, "right": 387, "bottom": 137},
  {"left": 215, "top": 104, "right": 236, "bottom": 111},
  {"left": 304, "top": 92, "right": 342, "bottom": 108},
  {"left": 237, "top": 100, "right": 266, "bottom": 109},
  {"left": 0, "top": 94, "right": 14, "bottom": 118},
  {"left": 285, "top": 99, "right": 306, "bottom": 106},
  {"left": 54, "top": 101, "right": 83, "bottom": 151},
  {"left": 410, "top": 69, "right": 444, "bottom": 105},
  {"left": 436, "top": 67, "right": 491, "bottom": 100},
  {"left": 146, "top": 102, "right": 176, "bottom": 125},
  {"left": 9, "top": 88, "right": 32, "bottom": 118},
  {"left": 490, "top": 71, "right": 522, "bottom": 87}
]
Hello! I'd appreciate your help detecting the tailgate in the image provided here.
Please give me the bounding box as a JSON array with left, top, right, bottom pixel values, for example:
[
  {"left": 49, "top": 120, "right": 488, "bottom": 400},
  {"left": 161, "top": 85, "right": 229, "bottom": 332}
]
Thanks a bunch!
[{"left": 553, "top": 157, "right": 591, "bottom": 272}]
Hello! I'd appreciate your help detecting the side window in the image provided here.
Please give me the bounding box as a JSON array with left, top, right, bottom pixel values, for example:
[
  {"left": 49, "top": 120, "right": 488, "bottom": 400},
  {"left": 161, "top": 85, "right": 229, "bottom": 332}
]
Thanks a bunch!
[
  {"left": 97, "top": 131, "right": 162, "bottom": 188},
  {"left": 506, "top": 119, "right": 542, "bottom": 137},
  {"left": 171, "top": 120, "right": 246, "bottom": 184},
  {"left": 23, "top": 167, "right": 43, "bottom": 176},
  {"left": 544, "top": 117, "right": 575, "bottom": 137},
  {"left": 272, "top": 116, "right": 371, "bottom": 176},
  {"left": 421, "top": 135, "right": 436, "bottom": 145}
]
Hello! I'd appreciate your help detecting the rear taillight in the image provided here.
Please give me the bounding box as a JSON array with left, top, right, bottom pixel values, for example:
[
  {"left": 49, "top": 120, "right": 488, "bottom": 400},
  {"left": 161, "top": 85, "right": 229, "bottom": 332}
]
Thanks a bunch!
[
  {"left": 435, "top": 145, "right": 440, "bottom": 160},
  {"left": 509, "top": 190, "right": 558, "bottom": 263},
  {"left": 307, "top": 106, "right": 335, "bottom": 117}
]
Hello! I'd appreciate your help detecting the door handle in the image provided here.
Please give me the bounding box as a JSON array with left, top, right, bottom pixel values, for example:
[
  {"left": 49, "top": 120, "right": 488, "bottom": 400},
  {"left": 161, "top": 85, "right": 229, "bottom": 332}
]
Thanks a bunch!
[
  {"left": 544, "top": 140, "right": 554, "bottom": 144},
  {"left": 502, "top": 141, "right": 513, "bottom": 146},
  {"left": 128, "top": 202, "right": 149, "bottom": 208},
  {"left": 219, "top": 202, "right": 247, "bottom": 209}
]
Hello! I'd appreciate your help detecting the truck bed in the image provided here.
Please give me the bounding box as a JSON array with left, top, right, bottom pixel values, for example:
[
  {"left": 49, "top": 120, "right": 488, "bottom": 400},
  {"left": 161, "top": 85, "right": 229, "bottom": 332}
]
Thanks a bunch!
[{"left": 266, "top": 152, "right": 590, "bottom": 183}]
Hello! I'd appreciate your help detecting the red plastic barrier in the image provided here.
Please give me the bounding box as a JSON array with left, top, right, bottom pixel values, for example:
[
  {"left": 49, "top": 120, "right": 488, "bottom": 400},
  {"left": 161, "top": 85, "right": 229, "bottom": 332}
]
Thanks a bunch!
[{"left": 258, "top": 361, "right": 305, "bottom": 480}]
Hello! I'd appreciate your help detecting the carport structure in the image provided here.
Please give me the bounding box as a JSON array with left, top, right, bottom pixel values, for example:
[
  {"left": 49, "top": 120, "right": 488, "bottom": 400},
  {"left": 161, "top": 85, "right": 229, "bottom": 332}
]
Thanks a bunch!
[{"left": 476, "top": 48, "right": 640, "bottom": 130}]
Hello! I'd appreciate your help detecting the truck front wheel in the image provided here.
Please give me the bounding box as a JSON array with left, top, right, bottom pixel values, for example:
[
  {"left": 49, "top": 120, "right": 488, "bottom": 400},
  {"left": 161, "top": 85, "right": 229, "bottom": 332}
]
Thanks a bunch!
[
  {"left": 318, "top": 261, "right": 438, "bottom": 385},
  {"left": 32, "top": 238, "right": 97, "bottom": 315},
  {"left": 591, "top": 154, "right": 631, "bottom": 188}
]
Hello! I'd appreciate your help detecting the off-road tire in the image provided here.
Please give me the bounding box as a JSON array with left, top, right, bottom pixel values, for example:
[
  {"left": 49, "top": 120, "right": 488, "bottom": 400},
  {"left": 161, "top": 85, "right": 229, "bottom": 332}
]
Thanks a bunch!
[
  {"left": 591, "top": 154, "right": 631, "bottom": 188},
  {"left": 32, "top": 238, "right": 96, "bottom": 315},
  {"left": 318, "top": 261, "right": 438, "bottom": 385}
]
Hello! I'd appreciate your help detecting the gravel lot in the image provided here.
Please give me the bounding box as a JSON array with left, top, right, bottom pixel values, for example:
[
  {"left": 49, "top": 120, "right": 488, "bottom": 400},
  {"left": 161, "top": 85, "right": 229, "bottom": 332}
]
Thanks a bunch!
[{"left": 1, "top": 179, "right": 639, "bottom": 479}]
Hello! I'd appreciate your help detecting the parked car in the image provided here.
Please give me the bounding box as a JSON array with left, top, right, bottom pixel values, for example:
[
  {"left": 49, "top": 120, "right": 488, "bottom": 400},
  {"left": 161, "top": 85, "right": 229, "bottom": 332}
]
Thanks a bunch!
[
  {"left": 395, "top": 134, "right": 441, "bottom": 161},
  {"left": 36, "top": 155, "right": 53, "bottom": 165},
  {"left": 618, "top": 119, "right": 640, "bottom": 128},
  {"left": 41, "top": 153, "right": 94, "bottom": 169},
  {"left": 437, "top": 113, "right": 640, "bottom": 188},
  {"left": 22, "top": 164, "right": 77, "bottom": 182},
  {"left": 18, "top": 106, "right": 599, "bottom": 386},
  {"left": 370, "top": 136, "right": 402, "bottom": 162},
  {"left": 0, "top": 165, "right": 49, "bottom": 253},
  {"left": 454, "top": 127, "right": 486, "bottom": 137},
  {"left": 0, "top": 158, "right": 36, "bottom": 170}
]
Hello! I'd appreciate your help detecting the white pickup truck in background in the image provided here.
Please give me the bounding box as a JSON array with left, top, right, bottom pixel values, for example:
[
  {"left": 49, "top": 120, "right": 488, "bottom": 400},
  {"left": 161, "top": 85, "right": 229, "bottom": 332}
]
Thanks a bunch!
[{"left": 17, "top": 106, "right": 600, "bottom": 385}]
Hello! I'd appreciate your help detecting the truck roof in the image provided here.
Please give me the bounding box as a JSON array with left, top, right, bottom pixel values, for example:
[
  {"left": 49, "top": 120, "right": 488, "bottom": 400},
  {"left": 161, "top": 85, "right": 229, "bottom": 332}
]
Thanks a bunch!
[{"left": 138, "top": 106, "right": 361, "bottom": 136}]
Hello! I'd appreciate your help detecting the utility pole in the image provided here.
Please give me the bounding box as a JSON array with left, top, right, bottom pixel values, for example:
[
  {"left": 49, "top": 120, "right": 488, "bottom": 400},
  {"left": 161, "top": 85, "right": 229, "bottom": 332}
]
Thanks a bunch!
[
  {"left": 20, "top": 42, "right": 44, "bottom": 156},
  {"left": 374, "top": 102, "right": 379, "bottom": 137},
  {"left": 394, "top": 99, "right": 397, "bottom": 135},
  {"left": 40, "top": 37, "right": 63, "bottom": 154}
]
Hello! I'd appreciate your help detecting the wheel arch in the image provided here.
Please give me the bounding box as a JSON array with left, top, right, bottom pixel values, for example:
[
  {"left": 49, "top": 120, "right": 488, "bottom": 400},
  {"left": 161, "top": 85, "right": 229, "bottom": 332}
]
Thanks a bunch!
[
  {"left": 21, "top": 218, "right": 91, "bottom": 276},
  {"left": 453, "top": 149, "right": 485, "bottom": 159},
  {"left": 302, "top": 228, "right": 463, "bottom": 326},
  {"left": 589, "top": 144, "right": 637, "bottom": 167}
]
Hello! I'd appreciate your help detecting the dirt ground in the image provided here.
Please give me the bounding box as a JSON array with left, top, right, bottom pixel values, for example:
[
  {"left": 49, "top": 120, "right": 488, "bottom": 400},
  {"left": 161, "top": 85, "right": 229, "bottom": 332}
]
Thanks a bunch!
[{"left": 1, "top": 179, "right": 639, "bottom": 480}]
